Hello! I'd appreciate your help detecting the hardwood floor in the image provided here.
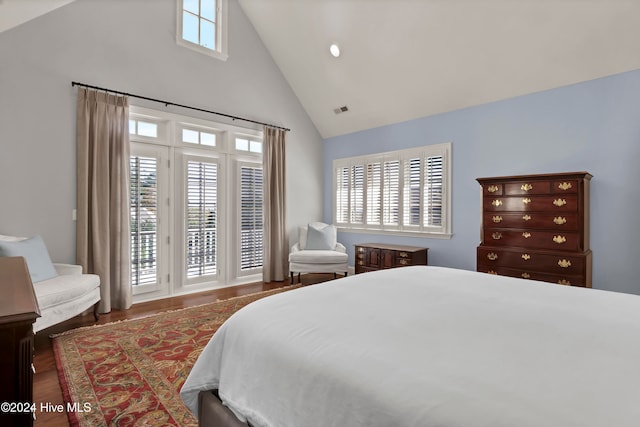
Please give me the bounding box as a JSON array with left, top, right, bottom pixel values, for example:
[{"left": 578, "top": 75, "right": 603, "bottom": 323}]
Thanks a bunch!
[{"left": 32, "top": 274, "right": 336, "bottom": 426}]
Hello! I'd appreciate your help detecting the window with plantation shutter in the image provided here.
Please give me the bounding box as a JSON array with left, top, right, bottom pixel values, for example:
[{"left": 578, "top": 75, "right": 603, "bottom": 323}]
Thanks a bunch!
[
  {"left": 129, "top": 106, "right": 265, "bottom": 302},
  {"left": 336, "top": 166, "right": 349, "bottom": 223},
  {"left": 333, "top": 142, "right": 451, "bottom": 237},
  {"left": 350, "top": 165, "right": 365, "bottom": 224},
  {"left": 239, "top": 165, "right": 263, "bottom": 271},
  {"left": 186, "top": 160, "right": 218, "bottom": 278},
  {"left": 130, "top": 155, "right": 159, "bottom": 287},
  {"left": 382, "top": 160, "right": 400, "bottom": 226}
]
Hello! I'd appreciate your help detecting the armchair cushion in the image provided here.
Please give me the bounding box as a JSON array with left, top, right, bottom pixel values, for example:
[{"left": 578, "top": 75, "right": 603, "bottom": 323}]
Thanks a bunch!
[{"left": 289, "top": 249, "right": 348, "bottom": 265}]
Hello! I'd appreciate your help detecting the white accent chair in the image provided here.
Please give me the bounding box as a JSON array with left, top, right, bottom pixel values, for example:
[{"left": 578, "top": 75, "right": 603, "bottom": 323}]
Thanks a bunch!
[
  {"left": 288, "top": 222, "right": 348, "bottom": 284},
  {"left": 0, "top": 234, "right": 100, "bottom": 332}
]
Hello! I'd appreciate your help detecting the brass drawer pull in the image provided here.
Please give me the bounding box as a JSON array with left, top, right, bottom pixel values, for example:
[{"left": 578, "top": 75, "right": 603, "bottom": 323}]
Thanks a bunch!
[
  {"left": 522, "top": 232, "right": 532, "bottom": 238},
  {"left": 521, "top": 272, "right": 531, "bottom": 279},
  {"left": 521, "top": 254, "right": 531, "bottom": 260},
  {"left": 357, "top": 261, "right": 364, "bottom": 266},
  {"left": 487, "top": 253, "right": 498, "bottom": 261},
  {"left": 521, "top": 183, "right": 533, "bottom": 191},
  {"left": 492, "top": 215, "right": 503, "bottom": 223},
  {"left": 492, "top": 232, "right": 502, "bottom": 240},
  {"left": 357, "top": 247, "right": 365, "bottom": 252},
  {"left": 553, "top": 235, "right": 567, "bottom": 244},
  {"left": 553, "top": 198, "right": 567, "bottom": 207},
  {"left": 487, "top": 270, "right": 497, "bottom": 275},
  {"left": 398, "top": 252, "right": 408, "bottom": 258},
  {"left": 487, "top": 185, "right": 499, "bottom": 193},
  {"left": 522, "top": 198, "right": 531, "bottom": 204},
  {"left": 558, "top": 259, "right": 572, "bottom": 268},
  {"left": 553, "top": 216, "right": 567, "bottom": 225},
  {"left": 558, "top": 182, "right": 573, "bottom": 191},
  {"left": 522, "top": 214, "right": 532, "bottom": 221},
  {"left": 558, "top": 279, "right": 571, "bottom": 285},
  {"left": 399, "top": 259, "right": 408, "bottom": 265},
  {"left": 492, "top": 199, "right": 503, "bottom": 207}
]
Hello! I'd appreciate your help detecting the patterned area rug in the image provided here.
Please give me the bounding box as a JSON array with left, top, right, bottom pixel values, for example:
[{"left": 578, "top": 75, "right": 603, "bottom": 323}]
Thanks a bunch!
[{"left": 53, "top": 286, "right": 298, "bottom": 426}]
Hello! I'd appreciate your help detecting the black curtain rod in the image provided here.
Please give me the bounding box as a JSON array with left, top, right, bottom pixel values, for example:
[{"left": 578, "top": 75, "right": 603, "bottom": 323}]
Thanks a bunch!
[{"left": 71, "top": 81, "right": 290, "bottom": 132}]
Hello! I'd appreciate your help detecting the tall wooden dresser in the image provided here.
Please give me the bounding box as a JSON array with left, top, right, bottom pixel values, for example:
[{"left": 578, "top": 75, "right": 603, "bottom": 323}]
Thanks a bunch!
[
  {"left": 476, "top": 172, "right": 592, "bottom": 287},
  {"left": 0, "top": 257, "right": 40, "bottom": 427}
]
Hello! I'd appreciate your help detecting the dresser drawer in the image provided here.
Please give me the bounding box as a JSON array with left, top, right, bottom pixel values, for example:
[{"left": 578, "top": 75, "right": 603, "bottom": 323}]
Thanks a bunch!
[
  {"left": 477, "top": 265, "right": 586, "bottom": 287},
  {"left": 504, "top": 181, "right": 551, "bottom": 195},
  {"left": 552, "top": 179, "right": 579, "bottom": 194},
  {"left": 477, "top": 247, "right": 586, "bottom": 275},
  {"left": 483, "top": 212, "right": 579, "bottom": 231},
  {"left": 483, "top": 229, "right": 581, "bottom": 251},
  {"left": 484, "top": 195, "right": 578, "bottom": 212}
]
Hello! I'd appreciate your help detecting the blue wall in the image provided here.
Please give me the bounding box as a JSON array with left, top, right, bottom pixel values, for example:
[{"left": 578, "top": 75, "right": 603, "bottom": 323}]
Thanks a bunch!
[{"left": 324, "top": 69, "right": 640, "bottom": 295}]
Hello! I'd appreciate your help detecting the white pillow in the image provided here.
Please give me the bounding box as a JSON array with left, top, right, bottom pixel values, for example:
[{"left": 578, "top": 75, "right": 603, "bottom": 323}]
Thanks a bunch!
[
  {"left": 0, "top": 235, "right": 58, "bottom": 282},
  {"left": 0, "top": 234, "right": 27, "bottom": 242}
]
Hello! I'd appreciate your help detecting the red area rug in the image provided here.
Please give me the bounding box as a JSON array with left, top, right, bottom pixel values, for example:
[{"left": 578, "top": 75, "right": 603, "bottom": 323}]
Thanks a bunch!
[{"left": 53, "top": 286, "right": 297, "bottom": 426}]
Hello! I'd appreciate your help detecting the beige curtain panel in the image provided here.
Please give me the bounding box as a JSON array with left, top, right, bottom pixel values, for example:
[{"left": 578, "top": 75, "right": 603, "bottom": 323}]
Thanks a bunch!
[
  {"left": 263, "top": 126, "right": 288, "bottom": 282},
  {"left": 76, "top": 88, "right": 132, "bottom": 312}
]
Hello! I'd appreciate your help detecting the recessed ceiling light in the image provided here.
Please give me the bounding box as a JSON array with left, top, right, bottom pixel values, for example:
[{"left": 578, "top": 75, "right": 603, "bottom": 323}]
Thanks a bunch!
[{"left": 329, "top": 44, "right": 340, "bottom": 58}]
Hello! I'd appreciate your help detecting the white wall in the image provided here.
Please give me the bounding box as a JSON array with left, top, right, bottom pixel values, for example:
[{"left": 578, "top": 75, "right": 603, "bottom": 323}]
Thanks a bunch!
[{"left": 0, "top": 0, "right": 323, "bottom": 264}]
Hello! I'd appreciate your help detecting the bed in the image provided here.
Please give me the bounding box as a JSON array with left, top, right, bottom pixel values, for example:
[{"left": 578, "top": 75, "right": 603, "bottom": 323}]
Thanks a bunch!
[{"left": 180, "top": 266, "right": 640, "bottom": 427}]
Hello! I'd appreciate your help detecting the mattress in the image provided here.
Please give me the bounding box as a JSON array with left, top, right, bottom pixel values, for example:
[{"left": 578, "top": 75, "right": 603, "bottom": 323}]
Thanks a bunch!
[{"left": 181, "top": 266, "right": 640, "bottom": 427}]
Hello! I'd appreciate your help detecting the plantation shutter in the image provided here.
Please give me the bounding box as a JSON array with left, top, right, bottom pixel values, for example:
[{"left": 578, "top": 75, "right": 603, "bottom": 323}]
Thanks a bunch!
[
  {"left": 382, "top": 160, "right": 400, "bottom": 225},
  {"left": 186, "top": 160, "right": 218, "bottom": 278},
  {"left": 403, "top": 157, "right": 421, "bottom": 227},
  {"left": 130, "top": 155, "right": 158, "bottom": 287},
  {"left": 335, "top": 166, "right": 349, "bottom": 224},
  {"left": 350, "top": 165, "right": 364, "bottom": 224},
  {"left": 240, "top": 165, "right": 263, "bottom": 271},
  {"left": 366, "top": 162, "right": 381, "bottom": 225},
  {"left": 424, "top": 154, "right": 444, "bottom": 227}
]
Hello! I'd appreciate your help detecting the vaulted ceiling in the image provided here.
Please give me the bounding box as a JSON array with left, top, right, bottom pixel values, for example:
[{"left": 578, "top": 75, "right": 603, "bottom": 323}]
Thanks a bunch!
[
  {"left": 3, "top": 1, "right": 640, "bottom": 139},
  {"left": 238, "top": 0, "right": 640, "bottom": 138}
]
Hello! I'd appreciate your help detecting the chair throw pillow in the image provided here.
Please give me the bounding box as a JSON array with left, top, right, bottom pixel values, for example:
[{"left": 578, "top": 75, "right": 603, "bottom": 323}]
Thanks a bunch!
[
  {"left": 305, "top": 223, "right": 336, "bottom": 250},
  {"left": 0, "top": 235, "right": 58, "bottom": 282}
]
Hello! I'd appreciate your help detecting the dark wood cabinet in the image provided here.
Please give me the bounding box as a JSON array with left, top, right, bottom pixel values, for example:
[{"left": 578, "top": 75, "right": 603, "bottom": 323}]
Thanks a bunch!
[
  {"left": 476, "top": 172, "right": 592, "bottom": 287},
  {"left": 354, "top": 243, "right": 428, "bottom": 274},
  {"left": 0, "top": 257, "right": 40, "bottom": 427}
]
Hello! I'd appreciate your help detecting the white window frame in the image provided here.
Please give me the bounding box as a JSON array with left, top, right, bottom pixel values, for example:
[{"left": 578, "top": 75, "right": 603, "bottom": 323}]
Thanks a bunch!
[
  {"left": 129, "top": 106, "right": 263, "bottom": 303},
  {"left": 177, "top": 0, "right": 229, "bottom": 61},
  {"left": 333, "top": 142, "right": 452, "bottom": 239}
]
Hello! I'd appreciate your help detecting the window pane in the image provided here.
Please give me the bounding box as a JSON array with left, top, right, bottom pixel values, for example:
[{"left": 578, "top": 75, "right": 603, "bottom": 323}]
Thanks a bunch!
[
  {"left": 200, "top": 19, "right": 215, "bottom": 49},
  {"left": 137, "top": 121, "right": 158, "bottom": 138},
  {"left": 130, "top": 156, "right": 158, "bottom": 287},
  {"left": 240, "top": 166, "right": 263, "bottom": 271},
  {"left": 182, "top": 129, "right": 199, "bottom": 144},
  {"left": 201, "top": 0, "right": 216, "bottom": 21},
  {"left": 183, "top": 11, "right": 199, "bottom": 45},
  {"left": 201, "top": 132, "right": 216, "bottom": 146},
  {"left": 236, "top": 138, "right": 249, "bottom": 151},
  {"left": 183, "top": 0, "right": 199, "bottom": 15},
  {"left": 249, "top": 141, "right": 262, "bottom": 153},
  {"left": 129, "top": 120, "right": 136, "bottom": 134},
  {"left": 187, "top": 160, "right": 217, "bottom": 278}
]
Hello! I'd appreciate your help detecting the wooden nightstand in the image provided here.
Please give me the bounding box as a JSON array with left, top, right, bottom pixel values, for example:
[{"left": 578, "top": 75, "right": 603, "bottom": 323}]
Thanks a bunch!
[{"left": 354, "top": 243, "right": 428, "bottom": 274}]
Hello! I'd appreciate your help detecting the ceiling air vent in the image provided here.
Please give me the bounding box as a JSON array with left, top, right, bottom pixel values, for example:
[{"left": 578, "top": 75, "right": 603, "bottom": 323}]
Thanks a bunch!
[{"left": 333, "top": 105, "right": 349, "bottom": 114}]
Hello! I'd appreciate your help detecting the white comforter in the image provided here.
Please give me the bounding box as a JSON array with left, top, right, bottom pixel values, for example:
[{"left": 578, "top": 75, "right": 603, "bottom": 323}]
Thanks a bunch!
[{"left": 181, "top": 266, "right": 640, "bottom": 427}]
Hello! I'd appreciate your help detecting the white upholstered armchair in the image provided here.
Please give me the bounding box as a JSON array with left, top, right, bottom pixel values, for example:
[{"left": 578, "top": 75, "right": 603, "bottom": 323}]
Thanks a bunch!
[{"left": 288, "top": 222, "right": 349, "bottom": 284}]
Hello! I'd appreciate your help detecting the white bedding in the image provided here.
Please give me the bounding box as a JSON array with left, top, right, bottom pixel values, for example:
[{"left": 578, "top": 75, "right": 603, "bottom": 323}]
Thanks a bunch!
[{"left": 181, "top": 266, "right": 640, "bottom": 427}]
